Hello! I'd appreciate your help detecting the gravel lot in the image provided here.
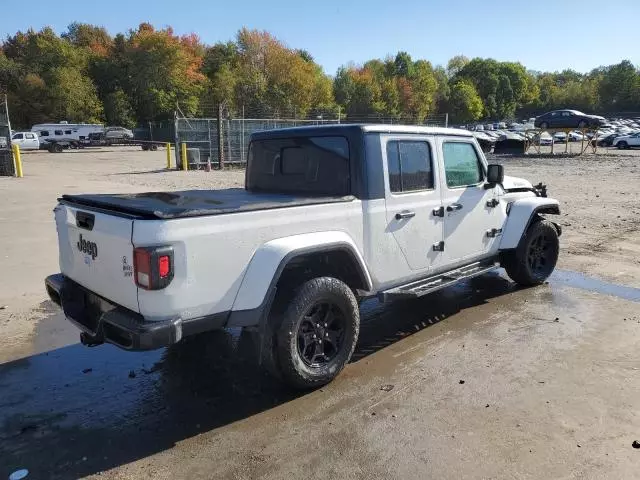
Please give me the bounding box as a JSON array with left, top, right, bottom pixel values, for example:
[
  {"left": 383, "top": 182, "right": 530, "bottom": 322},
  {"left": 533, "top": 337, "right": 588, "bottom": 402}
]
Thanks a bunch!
[{"left": 1, "top": 146, "right": 639, "bottom": 479}]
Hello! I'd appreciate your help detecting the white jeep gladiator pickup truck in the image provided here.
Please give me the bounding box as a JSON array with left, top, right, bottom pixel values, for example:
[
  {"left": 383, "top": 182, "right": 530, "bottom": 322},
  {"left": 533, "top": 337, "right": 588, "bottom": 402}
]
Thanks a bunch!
[{"left": 46, "top": 125, "right": 561, "bottom": 388}]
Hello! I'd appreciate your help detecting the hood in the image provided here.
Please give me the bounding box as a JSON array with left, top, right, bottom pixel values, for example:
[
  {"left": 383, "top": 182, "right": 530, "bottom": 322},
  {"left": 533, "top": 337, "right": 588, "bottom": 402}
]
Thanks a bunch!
[{"left": 502, "top": 175, "right": 533, "bottom": 190}]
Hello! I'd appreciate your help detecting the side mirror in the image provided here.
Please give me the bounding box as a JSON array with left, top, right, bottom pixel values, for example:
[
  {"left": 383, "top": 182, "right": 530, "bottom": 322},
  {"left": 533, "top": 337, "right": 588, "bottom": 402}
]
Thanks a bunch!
[{"left": 486, "top": 164, "right": 504, "bottom": 185}]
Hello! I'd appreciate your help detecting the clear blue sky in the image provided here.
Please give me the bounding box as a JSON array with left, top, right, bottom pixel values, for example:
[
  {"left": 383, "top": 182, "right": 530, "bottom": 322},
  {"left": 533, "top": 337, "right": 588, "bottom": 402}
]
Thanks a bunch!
[{"left": 2, "top": 0, "right": 639, "bottom": 75}]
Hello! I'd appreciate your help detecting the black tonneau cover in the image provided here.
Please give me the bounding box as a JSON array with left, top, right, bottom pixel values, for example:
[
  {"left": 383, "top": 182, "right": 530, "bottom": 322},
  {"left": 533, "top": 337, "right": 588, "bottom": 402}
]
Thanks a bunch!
[{"left": 61, "top": 188, "right": 355, "bottom": 219}]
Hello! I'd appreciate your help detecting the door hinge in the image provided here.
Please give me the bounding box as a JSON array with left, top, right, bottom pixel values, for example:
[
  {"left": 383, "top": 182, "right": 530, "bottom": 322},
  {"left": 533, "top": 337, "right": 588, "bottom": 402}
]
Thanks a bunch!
[
  {"left": 432, "top": 206, "right": 445, "bottom": 217},
  {"left": 486, "top": 198, "right": 500, "bottom": 208},
  {"left": 486, "top": 228, "right": 503, "bottom": 238},
  {"left": 432, "top": 241, "right": 445, "bottom": 252}
]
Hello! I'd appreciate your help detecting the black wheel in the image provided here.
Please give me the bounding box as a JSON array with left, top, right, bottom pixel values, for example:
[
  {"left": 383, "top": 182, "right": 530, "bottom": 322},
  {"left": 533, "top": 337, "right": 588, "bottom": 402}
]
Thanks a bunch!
[
  {"left": 274, "top": 277, "right": 359, "bottom": 389},
  {"left": 141, "top": 145, "right": 150, "bottom": 151},
  {"left": 617, "top": 141, "right": 628, "bottom": 150},
  {"left": 150, "top": 144, "right": 158, "bottom": 151},
  {"left": 540, "top": 122, "right": 548, "bottom": 130},
  {"left": 53, "top": 143, "right": 63, "bottom": 153},
  {"left": 502, "top": 219, "right": 559, "bottom": 286}
]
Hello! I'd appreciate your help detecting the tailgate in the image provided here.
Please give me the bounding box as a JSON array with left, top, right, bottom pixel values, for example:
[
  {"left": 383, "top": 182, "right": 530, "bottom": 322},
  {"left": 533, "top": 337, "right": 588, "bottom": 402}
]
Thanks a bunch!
[{"left": 55, "top": 203, "right": 139, "bottom": 312}]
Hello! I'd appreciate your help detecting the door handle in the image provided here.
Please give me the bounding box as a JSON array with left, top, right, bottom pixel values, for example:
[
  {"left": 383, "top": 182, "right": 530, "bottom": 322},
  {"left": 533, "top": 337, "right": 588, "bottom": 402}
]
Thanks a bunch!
[
  {"left": 446, "top": 203, "right": 463, "bottom": 212},
  {"left": 395, "top": 210, "right": 416, "bottom": 220}
]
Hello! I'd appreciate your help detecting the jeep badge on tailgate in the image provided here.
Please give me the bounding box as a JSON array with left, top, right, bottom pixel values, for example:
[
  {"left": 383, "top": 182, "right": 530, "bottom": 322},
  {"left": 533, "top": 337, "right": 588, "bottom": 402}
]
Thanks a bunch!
[{"left": 77, "top": 234, "right": 98, "bottom": 260}]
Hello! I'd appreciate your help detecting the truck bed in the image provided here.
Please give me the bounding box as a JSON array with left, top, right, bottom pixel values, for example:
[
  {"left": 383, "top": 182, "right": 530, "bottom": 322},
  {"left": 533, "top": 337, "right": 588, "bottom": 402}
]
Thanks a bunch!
[{"left": 61, "top": 188, "right": 355, "bottom": 219}]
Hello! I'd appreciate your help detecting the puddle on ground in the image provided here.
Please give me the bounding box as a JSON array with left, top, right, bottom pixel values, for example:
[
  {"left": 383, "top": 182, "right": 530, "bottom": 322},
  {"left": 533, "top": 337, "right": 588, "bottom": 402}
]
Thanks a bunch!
[{"left": 551, "top": 269, "right": 640, "bottom": 303}]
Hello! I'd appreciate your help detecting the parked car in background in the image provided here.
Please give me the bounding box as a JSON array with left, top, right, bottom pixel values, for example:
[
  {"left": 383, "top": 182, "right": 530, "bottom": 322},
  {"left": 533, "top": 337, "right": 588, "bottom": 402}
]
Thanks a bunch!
[
  {"left": 553, "top": 132, "right": 567, "bottom": 143},
  {"left": 104, "top": 126, "right": 134, "bottom": 141},
  {"left": 11, "top": 131, "right": 40, "bottom": 150},
  {"left": 597, "top": 132, "right": 621, "bottom": 147},
  {"left": 568, "top": 131, "right": 586, "bottom": 142},
  {"left": 612, "top": 132, "right": 640, "bottom": 149},
  {"left": 534, "top": 110, "right": 606, "bottom": 129}
]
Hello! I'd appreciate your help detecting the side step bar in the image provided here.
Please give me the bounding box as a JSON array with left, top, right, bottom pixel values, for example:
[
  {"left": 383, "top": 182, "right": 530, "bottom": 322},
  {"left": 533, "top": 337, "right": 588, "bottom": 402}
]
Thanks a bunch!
[{"left": 378, "top": 259, "right": 499, "bottom": 302}]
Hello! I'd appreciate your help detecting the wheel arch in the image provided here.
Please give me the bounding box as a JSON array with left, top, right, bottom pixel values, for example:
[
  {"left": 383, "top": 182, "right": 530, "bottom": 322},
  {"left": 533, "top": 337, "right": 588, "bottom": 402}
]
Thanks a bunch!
[
  {"left": 227, "top": 232, "right": 372, "bottom": 328},
  {"left": 499, "top": 198, "right": 561, "bottom": 250}
]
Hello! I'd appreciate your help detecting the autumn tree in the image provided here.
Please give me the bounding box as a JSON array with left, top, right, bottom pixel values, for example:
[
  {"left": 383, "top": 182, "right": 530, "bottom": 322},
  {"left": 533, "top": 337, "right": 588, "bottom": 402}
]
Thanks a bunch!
[{"left": 2, "top": 27, "right": 103, "bottom": 125}]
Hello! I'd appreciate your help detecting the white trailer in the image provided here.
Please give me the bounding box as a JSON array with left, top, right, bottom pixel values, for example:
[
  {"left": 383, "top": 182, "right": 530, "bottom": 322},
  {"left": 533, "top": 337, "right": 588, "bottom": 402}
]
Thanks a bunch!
[{"left": 31, "top": 122, "right": 104, "bottom": 142}]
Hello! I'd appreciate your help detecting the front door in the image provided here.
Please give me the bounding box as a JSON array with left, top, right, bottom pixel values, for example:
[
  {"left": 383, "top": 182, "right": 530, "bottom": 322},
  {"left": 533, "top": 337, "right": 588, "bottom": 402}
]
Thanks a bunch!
[
  {"left": 437, "top": 138, "right": 505, "bottom": 266},
  {"left": 383, "top": 136, "right": 443, "bottom": 272}
]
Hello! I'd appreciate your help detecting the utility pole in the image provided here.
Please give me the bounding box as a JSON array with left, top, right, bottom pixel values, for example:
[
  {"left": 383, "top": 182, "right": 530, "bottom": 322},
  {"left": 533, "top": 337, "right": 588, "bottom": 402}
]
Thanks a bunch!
[{"left": 217, "top": 103, "right": 224, "bottom": 168}]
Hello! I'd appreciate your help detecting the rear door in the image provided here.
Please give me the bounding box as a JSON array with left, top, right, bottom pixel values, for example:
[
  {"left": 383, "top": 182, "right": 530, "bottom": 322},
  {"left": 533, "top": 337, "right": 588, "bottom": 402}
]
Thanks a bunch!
[
  {"left": 382, "top": 135, "right": 443, "bottom": 272},
  {"left": 55, "top": 203, "right": 139, "bottom": 312}
]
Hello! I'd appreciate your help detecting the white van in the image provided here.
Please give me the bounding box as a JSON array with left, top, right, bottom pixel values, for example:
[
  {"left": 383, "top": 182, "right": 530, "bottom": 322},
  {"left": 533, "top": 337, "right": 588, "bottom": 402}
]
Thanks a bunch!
[
  {"left": 11, "top": 131, "right": 40, "bottom": 150},
  {"left": 32, "top": 122, "right": 104, "bottom": 142}
]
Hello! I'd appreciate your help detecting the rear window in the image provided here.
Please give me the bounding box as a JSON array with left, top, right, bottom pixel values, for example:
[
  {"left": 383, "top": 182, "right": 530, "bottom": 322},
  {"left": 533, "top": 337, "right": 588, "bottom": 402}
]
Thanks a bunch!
[{"left": 247, "top": 136, "right": 350, "bottom": 196}]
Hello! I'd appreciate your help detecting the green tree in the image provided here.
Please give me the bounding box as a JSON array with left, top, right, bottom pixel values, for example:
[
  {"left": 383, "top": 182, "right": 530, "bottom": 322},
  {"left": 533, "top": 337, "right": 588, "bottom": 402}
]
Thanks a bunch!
[
  {"left": 63, "top": 22, "right": 112, "bottom": 56},
  {"left": 408, "top": 60, "right": 437, "bottom": 121},
  {"left": 122, "top": 24, "right": 205, "bottom": 120},
  {"left": 449, "top": 79, "right": 483, "bottom": 123},
  {"left": 598, "top": 60, "right": 639, "bottom": 112},
  {"left": 446, "top": 55, "right": 469, "bottom": 78},
  {"left": 433, "top": 65, "right": 450, "bottom": 114},
  {"left": 394, "top": 51, "right": 414, "bottom": 78},
  {"left": 103, "top": 88, "right": 135, "bottom": 127}
]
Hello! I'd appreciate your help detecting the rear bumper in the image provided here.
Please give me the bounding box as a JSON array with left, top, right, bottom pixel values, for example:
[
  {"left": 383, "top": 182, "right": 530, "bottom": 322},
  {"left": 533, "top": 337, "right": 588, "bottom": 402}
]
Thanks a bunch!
[{"left": 45, "top": 274, "right": 227, "bottom": 351}]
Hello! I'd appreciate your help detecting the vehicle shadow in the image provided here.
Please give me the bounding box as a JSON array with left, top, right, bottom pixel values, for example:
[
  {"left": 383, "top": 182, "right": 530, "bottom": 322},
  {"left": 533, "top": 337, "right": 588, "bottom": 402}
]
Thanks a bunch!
[{"left": 0, "top": 272, "right": 515, "bottom": 479}]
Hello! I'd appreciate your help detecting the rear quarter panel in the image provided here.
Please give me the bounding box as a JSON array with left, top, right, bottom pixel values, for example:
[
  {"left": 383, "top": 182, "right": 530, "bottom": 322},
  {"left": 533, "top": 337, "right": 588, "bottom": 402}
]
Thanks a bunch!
[{"left": 133, "top": 200, "right": 364, "bottom": 322}]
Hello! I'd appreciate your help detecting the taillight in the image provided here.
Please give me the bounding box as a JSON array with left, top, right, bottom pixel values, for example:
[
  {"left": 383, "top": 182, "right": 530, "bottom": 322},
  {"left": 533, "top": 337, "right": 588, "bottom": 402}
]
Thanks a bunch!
[{"left": 133, "top": 246, "right": 174, "bottom": 290}]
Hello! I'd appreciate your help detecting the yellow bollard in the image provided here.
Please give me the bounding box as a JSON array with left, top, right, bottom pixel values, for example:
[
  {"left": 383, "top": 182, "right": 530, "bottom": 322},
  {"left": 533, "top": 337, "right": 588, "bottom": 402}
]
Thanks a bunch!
[
  {"left": 181, "top": 142, "right": 188, "bottom": 171},
  {"left": 166, "top": 143, "right": 172, "bottom": 169},
  {"left": 12, "top": 144, "right": 23, "bottom": 178}
]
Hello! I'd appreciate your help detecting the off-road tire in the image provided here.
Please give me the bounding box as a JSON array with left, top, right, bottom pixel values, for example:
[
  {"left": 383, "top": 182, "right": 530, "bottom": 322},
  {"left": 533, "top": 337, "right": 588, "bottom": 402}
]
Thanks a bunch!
[
  {"left": 274, "top": 277, "right": 359, "bottom": 389},
  {"left": 502, "top": 218, "right": 559, "bottom": 286},
  {"left": 617, "top": 141, "right": 628, "bottom": 150}
]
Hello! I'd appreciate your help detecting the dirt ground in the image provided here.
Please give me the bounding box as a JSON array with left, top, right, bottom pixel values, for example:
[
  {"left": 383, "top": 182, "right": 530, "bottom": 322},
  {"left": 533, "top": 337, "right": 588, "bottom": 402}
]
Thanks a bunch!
[{"left": 1, "top": 146, "right": 639, "bottom": 479}]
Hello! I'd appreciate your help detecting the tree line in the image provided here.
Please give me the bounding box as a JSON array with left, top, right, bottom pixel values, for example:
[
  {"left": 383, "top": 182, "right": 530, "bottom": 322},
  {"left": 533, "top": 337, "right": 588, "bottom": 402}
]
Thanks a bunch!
[{"left": 1, "top": 22, "right": 639, "bottom": 128}]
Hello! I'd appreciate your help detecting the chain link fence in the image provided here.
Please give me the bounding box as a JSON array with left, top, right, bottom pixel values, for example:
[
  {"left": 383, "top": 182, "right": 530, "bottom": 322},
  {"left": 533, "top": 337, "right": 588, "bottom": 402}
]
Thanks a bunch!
[{"left": 175, "top": 111, "right": 449, "bottom": 169}]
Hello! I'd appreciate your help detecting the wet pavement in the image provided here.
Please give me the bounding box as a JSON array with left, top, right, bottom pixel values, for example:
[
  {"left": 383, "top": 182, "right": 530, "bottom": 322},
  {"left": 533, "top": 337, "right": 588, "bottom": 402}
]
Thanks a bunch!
[{"left": 1, "top": 270, "right": 639, "bottom": 479}]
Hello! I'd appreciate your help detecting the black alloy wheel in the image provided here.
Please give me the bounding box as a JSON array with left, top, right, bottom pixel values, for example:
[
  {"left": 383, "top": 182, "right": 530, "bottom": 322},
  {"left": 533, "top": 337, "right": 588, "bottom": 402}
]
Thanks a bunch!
[{"left": 296, "top": 302, "right": 345, "bottom": 367}]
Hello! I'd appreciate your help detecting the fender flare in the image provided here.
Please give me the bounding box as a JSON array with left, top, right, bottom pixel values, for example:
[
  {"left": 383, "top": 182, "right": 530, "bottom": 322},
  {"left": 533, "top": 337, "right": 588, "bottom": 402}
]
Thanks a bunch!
[
  {"left": 227, "top": 231, "right": 372, "bottom": 328},
  {"left": 499, "top": 197, "right": 561, "bottom": 250}
]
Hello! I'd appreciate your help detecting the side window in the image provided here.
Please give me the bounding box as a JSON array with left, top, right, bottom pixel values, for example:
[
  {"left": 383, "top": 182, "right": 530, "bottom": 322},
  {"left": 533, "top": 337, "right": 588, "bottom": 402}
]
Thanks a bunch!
[
  {"left": 12, "top": 133, "right": 24, "bottom": 140},
  {"left": 442, "top": 142, "right": 484, "bottom": 188},
  {"left": 26, "top": 133, "right": 35, "bottom": 139},
  {"left": 54, "top": 130, "right": 63, "bottom": 135},
  {"left": 40, "top": 131, "right": 49, "bottom": 137},
  {"left": 386, "top": 141, "right": 433, "bottom": 193},
  {"left": 65, "top": 130, "right": 72, "bottom": 135}
]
